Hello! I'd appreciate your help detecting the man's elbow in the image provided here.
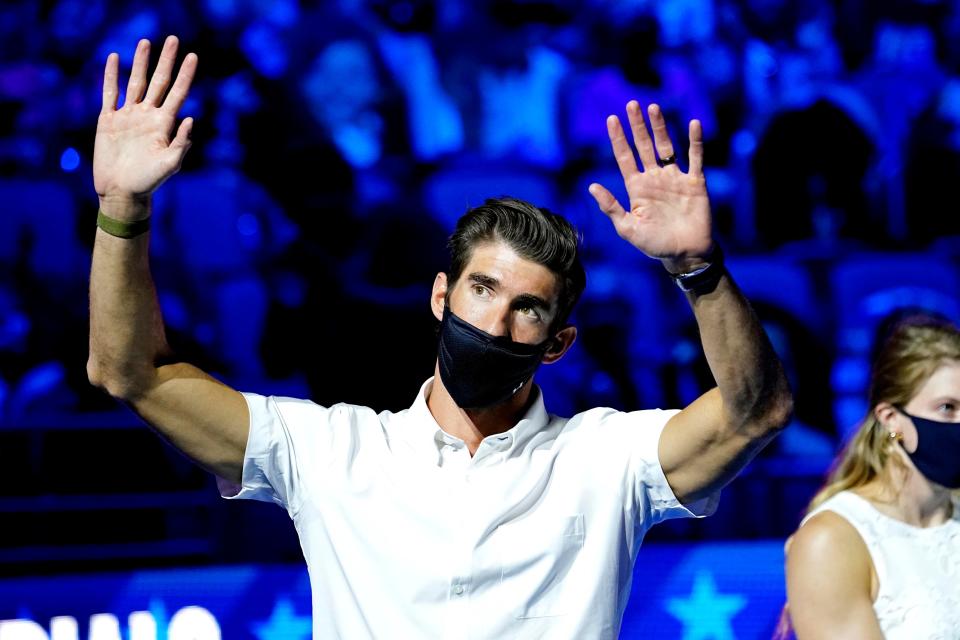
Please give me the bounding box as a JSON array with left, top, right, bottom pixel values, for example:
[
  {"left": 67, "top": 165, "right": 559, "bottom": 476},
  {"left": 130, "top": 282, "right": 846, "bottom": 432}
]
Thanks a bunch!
[
  {"left": 766, "top": 390, "right": 794, "bottom": 432},
  {"left": 731, "top": 380, "right": 794, "bottom": 439},
  {"left": 87, "top": 357, "right": 152, "bottom": 402},
  {"left": 754, "top": 382, "right": 794, "bottom": 436}
]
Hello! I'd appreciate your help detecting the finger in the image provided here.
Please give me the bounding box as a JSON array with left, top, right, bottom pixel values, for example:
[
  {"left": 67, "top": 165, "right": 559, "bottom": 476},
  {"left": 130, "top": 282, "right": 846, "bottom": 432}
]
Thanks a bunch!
[
  {"left": 588, "top": 182, "right": 627, "bottom": 222},
  {"left": 162, "top": 52, "right": 198, "bottom": 115},
  {"left": 647, "top": 104, "right": 676, "bottom": 166},
  {"left": 101, "top": 53, "right": 119, "bottom": 113},
  {"left": 144, "top": 35, "right": 179, "bottom": 106},
  {"left": 626, "top": 100, "right": 657, "bottom": 170},
  {"left": 688, "top": 119, "right": 704, "bottom": 176},
  {"left": 124, "top": 39, "right": 151, "bottom": 107},
  {"left": 606, "top": 115, "right": 639, "bottom": 183},
  {"left": 166, "top": 117, "right": 194, "bottom": 168}
]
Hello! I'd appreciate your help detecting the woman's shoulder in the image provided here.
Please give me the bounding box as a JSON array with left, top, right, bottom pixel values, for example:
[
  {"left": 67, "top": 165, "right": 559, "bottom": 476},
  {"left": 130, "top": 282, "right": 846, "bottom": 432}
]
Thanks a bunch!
[
  {"left": 786, "top": 506, "right": 884, "bottom": 638},
  {"left": 791, "top": 507, "right": 869, "bottom": 560},
  {"left": 801, "top": 488, "right": 888, "bottom": 527},
  {"left": 788, "top": 490, "right": 882, "bottom": 597},
  {"left": 789, "top": 491, "right": 876, "bottom": 575},
  {"left": 787, "top": 507, "right": 876, "bottom": 597}
]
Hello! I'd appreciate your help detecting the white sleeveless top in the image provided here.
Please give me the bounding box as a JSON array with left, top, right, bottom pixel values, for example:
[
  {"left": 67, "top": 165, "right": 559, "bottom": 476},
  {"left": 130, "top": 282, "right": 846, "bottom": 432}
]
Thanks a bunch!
[{"left": 803, "top": 491, "right": 960, "bottom": 639}]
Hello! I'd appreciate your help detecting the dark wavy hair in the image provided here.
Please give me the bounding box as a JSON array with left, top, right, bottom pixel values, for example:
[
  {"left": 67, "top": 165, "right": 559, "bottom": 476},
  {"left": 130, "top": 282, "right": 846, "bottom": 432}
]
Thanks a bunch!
[{"left": 447, "top": 197, "right": 586, "bottom": 329}]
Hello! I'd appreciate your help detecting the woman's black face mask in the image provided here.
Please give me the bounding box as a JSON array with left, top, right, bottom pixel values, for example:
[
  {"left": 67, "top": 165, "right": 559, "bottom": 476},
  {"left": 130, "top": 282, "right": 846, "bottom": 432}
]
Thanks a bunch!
[
  {"left": 896, "top": 407, "right": 960, "bottom": 489},
  {"left": 437, "top": 306, "right": 553, "bottom": 409}
]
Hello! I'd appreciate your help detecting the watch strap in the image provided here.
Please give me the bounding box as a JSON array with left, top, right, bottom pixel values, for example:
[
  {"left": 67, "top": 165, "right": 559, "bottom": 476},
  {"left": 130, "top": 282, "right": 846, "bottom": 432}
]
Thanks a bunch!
[{"left": 669, "top": 245, "right": 725, "bottom": 295}]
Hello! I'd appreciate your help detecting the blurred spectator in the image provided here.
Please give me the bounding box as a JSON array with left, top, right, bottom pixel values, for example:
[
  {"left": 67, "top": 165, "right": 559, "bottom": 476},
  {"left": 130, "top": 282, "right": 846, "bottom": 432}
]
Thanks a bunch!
[
  {"left": 669, "top": 299, "right": 835, "bottom": 459},
  {"left": 376, "top": 30, "right": 464, "bottom": 160},
  {"left": 152, "top": 72, "right": 298, "bottom": 384},
  {"left": 904, "top": 77, "right": 960, "bottom": 245},
  {"left": 302, "top": 39, "right": 389, "bottom": 169},
  {"left": 752, "top": 100, "right": 877, "bottom": 250}
]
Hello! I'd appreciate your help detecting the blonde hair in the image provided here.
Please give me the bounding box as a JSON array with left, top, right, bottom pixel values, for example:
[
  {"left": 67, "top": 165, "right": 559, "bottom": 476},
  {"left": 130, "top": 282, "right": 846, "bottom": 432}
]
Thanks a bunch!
[{"left": 808, "top": 314, "right": 960, "bottom": 512}]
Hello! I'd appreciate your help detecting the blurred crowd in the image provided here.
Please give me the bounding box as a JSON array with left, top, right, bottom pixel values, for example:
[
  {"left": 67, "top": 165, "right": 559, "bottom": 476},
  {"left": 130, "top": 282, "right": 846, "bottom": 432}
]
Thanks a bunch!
[{"left": 3, "top": 0, "right": 960, "bottom": 517}]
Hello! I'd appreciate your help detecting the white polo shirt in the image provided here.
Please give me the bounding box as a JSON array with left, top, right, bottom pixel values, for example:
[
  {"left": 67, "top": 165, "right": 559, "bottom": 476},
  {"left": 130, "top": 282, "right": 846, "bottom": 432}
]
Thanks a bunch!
[{"left": 220, "top": 378, "right": 717, "bottom": 639}]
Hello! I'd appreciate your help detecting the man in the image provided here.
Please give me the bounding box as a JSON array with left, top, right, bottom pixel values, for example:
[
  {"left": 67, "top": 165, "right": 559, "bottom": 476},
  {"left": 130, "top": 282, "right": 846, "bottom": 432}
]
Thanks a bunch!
[{"left": 88, "top": 37, "right": 792, "bottom": 639}]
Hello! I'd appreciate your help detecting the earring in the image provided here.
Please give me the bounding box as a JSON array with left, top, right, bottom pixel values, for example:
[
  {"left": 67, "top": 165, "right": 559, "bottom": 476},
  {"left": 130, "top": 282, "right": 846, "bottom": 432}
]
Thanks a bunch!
[{"left": 888, "top": 431, "right": 903, "bottom": 442}]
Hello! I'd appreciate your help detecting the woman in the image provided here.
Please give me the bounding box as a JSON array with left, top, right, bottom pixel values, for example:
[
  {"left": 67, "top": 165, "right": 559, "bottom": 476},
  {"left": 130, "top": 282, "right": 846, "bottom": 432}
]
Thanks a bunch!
[{"left": 784, "top": 315, "right": 960, "bottom": 638}]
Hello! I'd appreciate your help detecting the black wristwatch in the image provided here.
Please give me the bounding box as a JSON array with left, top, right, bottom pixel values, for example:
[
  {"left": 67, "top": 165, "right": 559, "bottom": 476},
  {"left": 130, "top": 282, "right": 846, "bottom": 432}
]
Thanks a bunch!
[{"left": 669, "top": 244, "right": 725, "bottom": 295}]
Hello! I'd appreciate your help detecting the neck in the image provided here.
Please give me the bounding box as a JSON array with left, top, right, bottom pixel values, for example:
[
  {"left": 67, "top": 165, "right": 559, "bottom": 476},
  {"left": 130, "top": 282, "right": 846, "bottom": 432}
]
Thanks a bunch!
[
  {"left": 863, "top": 453, "right": 955, "bottom": 527},
  {"left": 426, "top": 363, "right": 534, "bottom": 455}
]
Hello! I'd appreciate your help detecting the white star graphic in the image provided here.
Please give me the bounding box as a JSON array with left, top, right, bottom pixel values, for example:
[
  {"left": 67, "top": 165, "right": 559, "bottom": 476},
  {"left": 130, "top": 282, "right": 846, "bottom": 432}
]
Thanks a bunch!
[
  {"left": 665, "top": 570, "right": 748, "bottom": 640},
  {"left": 251, "top": 597, "right": 312, "bottom": 640}
]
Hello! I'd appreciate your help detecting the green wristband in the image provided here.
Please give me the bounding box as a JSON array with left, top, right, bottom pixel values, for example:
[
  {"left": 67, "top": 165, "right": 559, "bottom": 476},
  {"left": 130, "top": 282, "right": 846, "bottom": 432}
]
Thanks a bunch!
[{"left": 97, "top": 209, "right": 150, "bottom": 239}]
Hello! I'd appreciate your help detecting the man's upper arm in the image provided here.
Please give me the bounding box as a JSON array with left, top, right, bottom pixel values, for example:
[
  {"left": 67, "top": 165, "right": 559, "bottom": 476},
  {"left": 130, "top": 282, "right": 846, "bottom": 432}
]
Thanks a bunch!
[
  {"left": 657, "top": 387, "right": 775, "bottom": 504},
  {"left": 126, "top": 361, "right": 249, "bottom": 484},
  {"left": 786, "top": 511, "right": 884, "bottom": 639}
]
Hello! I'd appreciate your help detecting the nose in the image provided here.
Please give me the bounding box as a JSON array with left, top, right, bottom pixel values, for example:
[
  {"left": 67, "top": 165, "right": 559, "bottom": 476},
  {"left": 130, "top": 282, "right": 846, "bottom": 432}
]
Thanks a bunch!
[{"left": 480, "top": 304, "right": 512, "bottom": 338}]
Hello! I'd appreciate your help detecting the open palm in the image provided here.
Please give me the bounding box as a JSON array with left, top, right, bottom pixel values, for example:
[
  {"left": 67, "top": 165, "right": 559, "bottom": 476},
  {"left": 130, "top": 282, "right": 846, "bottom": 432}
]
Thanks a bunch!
[
  {"left": 589, "top": 102, "right": 713, "bottom": 268},
  {"left": 93, "top": 37, "right": 197, "bottom": 209}
]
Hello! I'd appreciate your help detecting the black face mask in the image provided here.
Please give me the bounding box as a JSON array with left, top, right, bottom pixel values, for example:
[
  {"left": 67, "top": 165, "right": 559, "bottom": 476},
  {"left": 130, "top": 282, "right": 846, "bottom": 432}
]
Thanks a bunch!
[
  {"left": 437, "top": 306, "right": 553, "bottom": 409},
  {"left": 897, "top": 408, "right": 960, "bottom": 489}
]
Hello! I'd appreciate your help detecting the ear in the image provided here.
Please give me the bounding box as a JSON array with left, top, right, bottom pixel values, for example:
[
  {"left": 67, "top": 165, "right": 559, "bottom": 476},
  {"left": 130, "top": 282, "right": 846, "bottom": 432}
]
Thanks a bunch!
[
  {"left": 542, "top": 325, "right": 577, "bottom": 364},
  {"left": 874, "top": 401, "right": 900, "bottom": 433},
  {"left": 431, "top": 272, "right": 448, "bottom": 322}
]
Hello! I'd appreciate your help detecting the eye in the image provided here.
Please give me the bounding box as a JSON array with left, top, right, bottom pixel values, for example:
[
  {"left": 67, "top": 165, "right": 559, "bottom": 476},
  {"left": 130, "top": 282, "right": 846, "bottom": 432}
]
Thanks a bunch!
[
  {"left": 472, "top": 284, "right": 490, "bottom": 298},
  {"left": 517, "top": 305, "right": 541, "bottom": 321},
  {"left": 937, "top": 402, "right": 957, "bottom": 414}
]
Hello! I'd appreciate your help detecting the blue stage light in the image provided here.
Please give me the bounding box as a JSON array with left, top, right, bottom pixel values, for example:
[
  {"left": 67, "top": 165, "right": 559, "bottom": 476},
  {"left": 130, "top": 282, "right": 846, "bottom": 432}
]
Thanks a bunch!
[{"left": 60, "top": 147, "right": 80, "bottom": 172}]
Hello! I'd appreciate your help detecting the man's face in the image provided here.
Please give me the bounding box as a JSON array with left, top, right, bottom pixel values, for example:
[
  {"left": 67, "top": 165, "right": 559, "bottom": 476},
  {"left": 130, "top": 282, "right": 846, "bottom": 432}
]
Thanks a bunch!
[{"left": 434, "top": 241, "right": 563, "bottom": 346}]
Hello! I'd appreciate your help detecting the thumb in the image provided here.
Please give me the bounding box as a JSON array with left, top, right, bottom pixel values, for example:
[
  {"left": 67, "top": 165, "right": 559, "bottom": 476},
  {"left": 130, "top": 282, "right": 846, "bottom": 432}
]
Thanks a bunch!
[
  {"left": 167, "top": 117, "right": 194, "bottom": 171},
  {"left": 170, "top": 117, "right": 193, "bottom": 153},
  {"left": 588, "top": 182, "right": 626, "bottom": 221}
]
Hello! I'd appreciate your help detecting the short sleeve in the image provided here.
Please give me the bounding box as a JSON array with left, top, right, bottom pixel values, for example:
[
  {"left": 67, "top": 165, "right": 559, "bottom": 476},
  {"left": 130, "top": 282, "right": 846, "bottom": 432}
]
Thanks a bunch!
[
  {"left": 217, "top": 392, "right": 325, "bottom": 515},
  {"left": 626, "top": 408, "right": 719, "bottom": 525}
]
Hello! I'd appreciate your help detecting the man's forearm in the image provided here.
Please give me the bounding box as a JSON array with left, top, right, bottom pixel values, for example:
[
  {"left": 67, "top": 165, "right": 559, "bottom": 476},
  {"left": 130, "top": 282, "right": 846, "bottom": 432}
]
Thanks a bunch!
[
  {"left": 686, "top": 272, "right": 792, "bottom": 432},
  {"left": 87, "top": 197, "right": 168, "bottom": 399}
]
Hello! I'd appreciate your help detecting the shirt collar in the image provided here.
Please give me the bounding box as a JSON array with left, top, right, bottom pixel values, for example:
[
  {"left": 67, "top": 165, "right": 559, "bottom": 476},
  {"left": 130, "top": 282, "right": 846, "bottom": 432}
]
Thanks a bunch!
[{"left": 403, "top": 377, "right": 549, "bottom": 459}]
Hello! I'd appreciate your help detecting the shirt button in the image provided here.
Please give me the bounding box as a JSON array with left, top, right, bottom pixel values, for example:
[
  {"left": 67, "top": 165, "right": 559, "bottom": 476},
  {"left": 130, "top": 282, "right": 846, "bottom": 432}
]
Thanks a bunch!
[{"left": 454, "top": 585, "right": 464, "bottom": 595}]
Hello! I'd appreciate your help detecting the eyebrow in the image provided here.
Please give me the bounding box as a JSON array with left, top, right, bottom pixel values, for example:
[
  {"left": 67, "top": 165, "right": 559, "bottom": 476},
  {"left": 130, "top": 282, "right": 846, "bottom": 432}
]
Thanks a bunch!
[
  {"left": 467, "top": 272, "right": 553, "bottom": 313},
  {"left": 468, "top": 272, "right": 499, "bottom": 289},
  {"left": 513, "top": 293, "right": 552, "bottom": 313}
]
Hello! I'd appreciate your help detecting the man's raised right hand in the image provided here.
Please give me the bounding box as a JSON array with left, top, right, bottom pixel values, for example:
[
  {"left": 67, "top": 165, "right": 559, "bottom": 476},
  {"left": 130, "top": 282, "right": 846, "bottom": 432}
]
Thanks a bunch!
[{"left": 93, "top": 36, "right": 197, "bottom": 217}]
